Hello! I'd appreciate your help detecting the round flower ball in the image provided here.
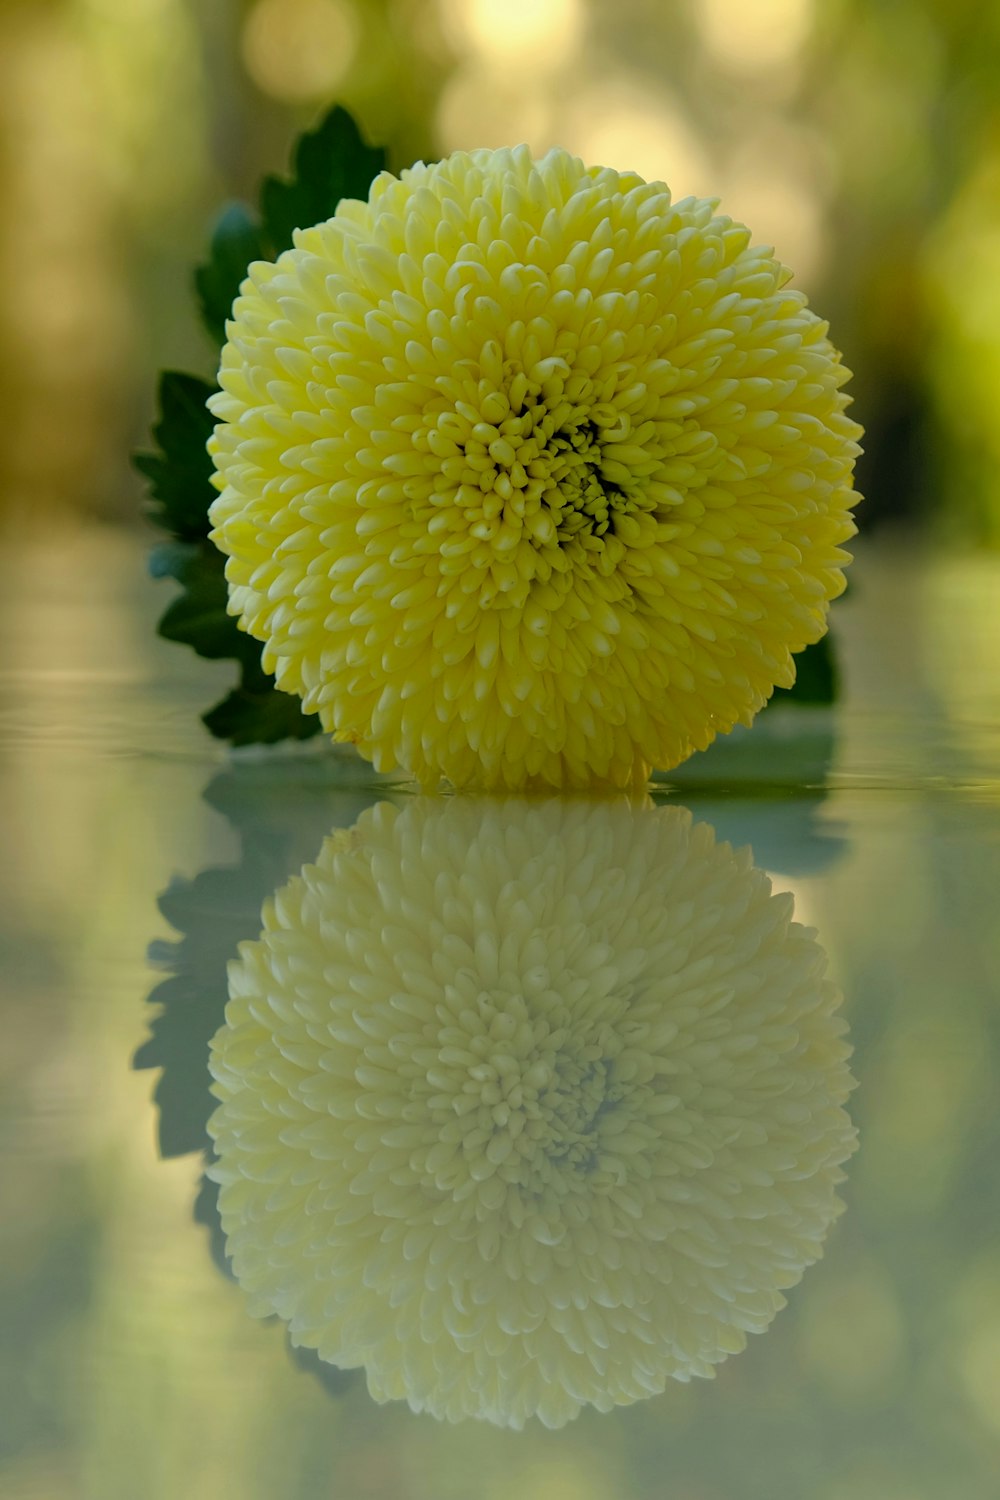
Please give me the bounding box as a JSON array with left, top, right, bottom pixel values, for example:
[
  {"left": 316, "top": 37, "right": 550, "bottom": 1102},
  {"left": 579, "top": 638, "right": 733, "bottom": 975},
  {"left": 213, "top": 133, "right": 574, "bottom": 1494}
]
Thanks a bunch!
[
  {"left": 208, "top": 146, "right": 862, "bottom": 790},
  {"left": 207, "top": 797, "right": 857, "bottom": 1429}
]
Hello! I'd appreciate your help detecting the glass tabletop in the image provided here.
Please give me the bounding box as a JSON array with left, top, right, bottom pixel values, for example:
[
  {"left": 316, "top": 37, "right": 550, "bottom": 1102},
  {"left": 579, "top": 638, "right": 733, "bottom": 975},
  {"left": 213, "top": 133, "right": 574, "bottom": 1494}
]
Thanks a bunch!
[{"left": 3, "top": 523, "right": 999, "bottom": 1500}]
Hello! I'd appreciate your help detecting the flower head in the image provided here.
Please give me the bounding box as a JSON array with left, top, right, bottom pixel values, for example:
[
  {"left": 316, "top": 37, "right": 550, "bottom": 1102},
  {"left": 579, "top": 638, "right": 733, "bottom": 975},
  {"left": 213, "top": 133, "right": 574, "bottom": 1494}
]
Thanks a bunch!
[
  {"left": 208, "top": 146, "right": 861, "bottom": 789},
  {"left": 208, "top": 797, "right": 856, "bottom": 1428}
]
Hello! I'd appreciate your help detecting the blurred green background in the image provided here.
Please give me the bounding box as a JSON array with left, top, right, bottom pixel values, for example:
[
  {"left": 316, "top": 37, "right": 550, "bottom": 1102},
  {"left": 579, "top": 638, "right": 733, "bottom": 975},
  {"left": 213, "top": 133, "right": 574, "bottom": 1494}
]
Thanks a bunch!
[
  {"left": 6, "top": 8, "right": 1000, "bottom": 1498},
  {"left": 3, "top": 0, "right": 1000, "bottom": 540}
]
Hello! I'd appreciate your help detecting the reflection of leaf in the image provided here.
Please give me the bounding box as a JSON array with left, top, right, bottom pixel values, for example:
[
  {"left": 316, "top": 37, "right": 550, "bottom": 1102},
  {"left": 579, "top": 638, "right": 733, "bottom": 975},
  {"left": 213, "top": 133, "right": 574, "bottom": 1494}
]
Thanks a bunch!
[
  {"left": 137, "top": 757, "right": 391, "bottom": 1162},
  {"left": 136, "top": 865, "right": 264, "bottom": 1159},
  {"left": 204, "top": 750, "right": 397, "bottom": 830},
  {"left": 287, "top": 1342, "right": 357, "bottom": 1398},
  {"left": 656, "top": 705, "right": 836, "bottom": 792},
  {"left": 137, "top": 758, "right": 390, "bottom": 1399},
  {"left": 260, "top": 105, "right": 386, "bottom": 255},
  {"left": 194, "top": 203, "right": 267, "bottom": 346},
  {"left": 653, "top": 706, "right": 845, "bottom": 876},
  {"left": 135, "top": 372, "right": 217, "bottom": 541}
]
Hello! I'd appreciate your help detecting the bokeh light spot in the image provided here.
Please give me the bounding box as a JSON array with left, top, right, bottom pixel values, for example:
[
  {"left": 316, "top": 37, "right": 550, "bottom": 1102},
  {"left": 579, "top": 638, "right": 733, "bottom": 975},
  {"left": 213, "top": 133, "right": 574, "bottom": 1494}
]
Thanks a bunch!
[
  {"left": 435, "top": 64, "right": 552, "bottom": 152},
  {"left": 556, "top": 78, "right": 712, "bottom": 200},
  {"left": 242, "top": 0, "right": 359, "bottom": 104},
  {"left": 722, "top": 129, "right": 831, "bottom": 288},
  {"left": 437, "top": 0, "right": 582, "bottom": 71},
  {"left": 696, "top": 0, "right": 814, "bottom": 74}
]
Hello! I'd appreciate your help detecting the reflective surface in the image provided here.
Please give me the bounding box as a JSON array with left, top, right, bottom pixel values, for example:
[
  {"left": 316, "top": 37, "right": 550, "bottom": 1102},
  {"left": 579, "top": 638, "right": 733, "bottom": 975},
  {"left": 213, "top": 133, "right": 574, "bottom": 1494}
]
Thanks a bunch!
[{"left": 4, "top": 526, "right": 1000, "bottom": 1497}]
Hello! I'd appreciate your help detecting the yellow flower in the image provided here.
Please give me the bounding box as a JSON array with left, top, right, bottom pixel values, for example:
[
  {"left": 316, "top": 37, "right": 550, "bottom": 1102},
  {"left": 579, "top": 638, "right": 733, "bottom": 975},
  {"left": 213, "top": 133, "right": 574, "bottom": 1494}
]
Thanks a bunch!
[
  {"left": 208, "top": 798, "right": 857, "bottom": 1428},
  {"left": 209, "top": 146, "right": 861, "bottom": 789}
]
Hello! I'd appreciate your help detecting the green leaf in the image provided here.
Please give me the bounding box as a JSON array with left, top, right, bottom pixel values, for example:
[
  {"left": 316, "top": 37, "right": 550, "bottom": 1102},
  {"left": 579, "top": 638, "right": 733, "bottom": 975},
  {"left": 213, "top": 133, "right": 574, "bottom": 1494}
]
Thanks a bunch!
[
  {"left": 194, "top": 201, "right": 267, "bottom": 345},
  {"left": 148, "top": 539, "right": 199, "bottom": 582},
  {"left": 771, "top": 632, "right": 838, "bottom": 707},
  {"left": 147, "top": 488, "right": 326, "bottom": 745},
  {"left": 151, "top": 535, "right": 323, "bottom": 741},
  {"left": 141, "top": 106, "right": 389, "bottom": 750},
  {"left": 136, "top": 371, "right": 218, "bottom": 541},
  {"left": 202, "top": 680, "right": 323, "bottom": 746},
  {"left": 259, "top": 104, "right": 387, "bottom": 255},
  {"left": 157, "top": 544, "right": 255, "bottom": 663}
]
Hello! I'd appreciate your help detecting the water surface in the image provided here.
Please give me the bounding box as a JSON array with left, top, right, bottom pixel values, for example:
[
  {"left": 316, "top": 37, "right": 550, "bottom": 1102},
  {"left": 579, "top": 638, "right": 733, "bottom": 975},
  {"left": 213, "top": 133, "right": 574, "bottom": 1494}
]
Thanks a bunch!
[{"left": 2, "top": 528, "right": 999, "bottom": 1499}]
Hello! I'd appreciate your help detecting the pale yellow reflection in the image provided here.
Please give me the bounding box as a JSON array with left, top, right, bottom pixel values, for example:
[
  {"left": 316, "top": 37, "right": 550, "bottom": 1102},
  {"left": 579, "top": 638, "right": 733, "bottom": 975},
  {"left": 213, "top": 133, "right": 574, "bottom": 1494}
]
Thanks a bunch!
[
  {"left": 959, "top": 1322, "right": 1000, "bottom": 1436},
  {"left": 209, "top": 797, "right": 856, "bottom": 1429},
  {"left": 241, "top": 0, "right": 360, "bottom": 104},
  {"left": 797, "top": 1259, "right": 904, "bottom": 1397},
  {"left": 490, "top": 1457, "right": 613, "bottom": 1500},
  {"left": 950, "top": 1263, "right": 1000, "bottom": 1440},
  {"left": 695, "top": 0, "right": 814, "bottom": 75}
]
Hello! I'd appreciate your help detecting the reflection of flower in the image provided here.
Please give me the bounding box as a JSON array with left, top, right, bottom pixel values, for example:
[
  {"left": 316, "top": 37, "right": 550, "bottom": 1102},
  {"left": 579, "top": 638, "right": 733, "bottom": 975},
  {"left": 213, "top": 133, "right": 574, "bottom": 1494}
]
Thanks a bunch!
[
  {"left": 208, "top": 147, "right": 861, "bottom": 790},
  {"left": 208, "top": 798, "right": 856, "bottom": 1429}
]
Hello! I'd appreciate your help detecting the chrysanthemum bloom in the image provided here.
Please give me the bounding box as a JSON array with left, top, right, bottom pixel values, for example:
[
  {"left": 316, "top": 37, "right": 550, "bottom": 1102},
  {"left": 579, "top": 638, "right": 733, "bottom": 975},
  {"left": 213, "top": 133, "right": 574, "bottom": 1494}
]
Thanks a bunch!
[
  {"left": 208, "top": 798, "right": 856, "bottom": 1429},
  {"left": 208, "top": 146, "right": 861, "bottom": 789}
]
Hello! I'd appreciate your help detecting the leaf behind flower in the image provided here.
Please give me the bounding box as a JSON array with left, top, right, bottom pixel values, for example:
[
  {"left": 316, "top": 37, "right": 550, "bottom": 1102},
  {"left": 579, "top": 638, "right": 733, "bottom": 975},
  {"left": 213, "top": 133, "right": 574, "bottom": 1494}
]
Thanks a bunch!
[
  {"left": 194, "top": 203, "right": 268, "bottom": 347},
  {"left": 259, "top": 105, "right": 387, "bottom": 254},
  {"left": 773, "top": 634, "right": 838, "bottom": 707},
  {"left": 202, "top": 676, "right": 323, "bottom": 746},
  {"left": 136, "top": 371, "right": 217, "bottom": 541},
  {"left": 141, "top": 105, "right": 386, "bottom": 745}
]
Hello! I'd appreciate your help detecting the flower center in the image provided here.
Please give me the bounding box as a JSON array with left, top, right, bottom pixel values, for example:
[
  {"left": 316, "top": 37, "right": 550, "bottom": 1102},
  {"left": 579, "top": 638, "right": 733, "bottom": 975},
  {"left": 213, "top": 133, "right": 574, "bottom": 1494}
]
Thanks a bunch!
[
  {"left": 468, "top": 1041, "right": 621, "bottom": 1175},
  {"left": 411, "top": 350, "right": 664, "bottom": 609},
  {"left": 418, "top": 988, "right": 643, "bottom": 1202},
  {"left": 532, "top": 411, "right": 629, "bottom": 539}
]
